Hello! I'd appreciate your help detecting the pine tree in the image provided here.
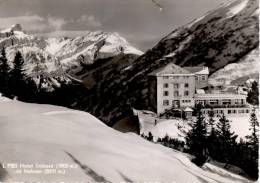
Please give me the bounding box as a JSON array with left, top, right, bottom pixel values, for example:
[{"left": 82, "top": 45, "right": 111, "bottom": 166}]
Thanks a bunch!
[
  {"left": 9, "top": 51, "right": 26, "bottom": 99},
  {"left": 216, "top": 115, "right": 237, "bottom": 164},
  {"left": 247, "top": 81, "right": 259, "bottom": 105},
  {"left": 0, "top": 47, "right": 10, "bottom": 74},
  {"left": 162, "top": 134, "right": 170, "bottom": 147},
  {"left": 0, "top": 47, "right": 10, "bottom": 96},
  {"left": 147, "top": 132, "right": 153, "bottom": 142},
  {"left": 246, "top": 109, "right": 259, "bottom": 160},
  {"left": 208, "top": 108, "right": 215, "bottom": 134},
  {"left": 207, "top": 108, "right": 218, "bottom": 158},
  {"left": 186, "top": 104, "right": 208, "bottom": 166}
]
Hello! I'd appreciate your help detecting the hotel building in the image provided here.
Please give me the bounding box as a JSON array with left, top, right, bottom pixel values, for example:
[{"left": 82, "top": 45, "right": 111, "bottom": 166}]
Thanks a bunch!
[{"left": 148, "top": 63, "right": 250, "bottom": 116}]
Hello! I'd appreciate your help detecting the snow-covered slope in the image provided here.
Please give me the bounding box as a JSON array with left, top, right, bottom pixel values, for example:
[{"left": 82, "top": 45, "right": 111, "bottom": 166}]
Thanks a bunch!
[
  {"left": 141, "top": 116, "right": 257, "bottom": 142},
  {"left": 0, "top": 98, "right": 252, "bottom": 183},
  {"left": 209, "top": 47, "right": 259, "bottom": 86},
  {"left": 160, "top": 0, "right": 258, "bottom": 72},
  {"left": 136, "top": 107, "right": 259, "bottom": 142}
]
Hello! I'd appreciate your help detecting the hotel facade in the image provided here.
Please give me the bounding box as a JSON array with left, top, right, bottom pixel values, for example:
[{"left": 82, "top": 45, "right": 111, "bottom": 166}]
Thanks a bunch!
[{"left": 148, "top": 63, "right": 250, "bottom": 116}]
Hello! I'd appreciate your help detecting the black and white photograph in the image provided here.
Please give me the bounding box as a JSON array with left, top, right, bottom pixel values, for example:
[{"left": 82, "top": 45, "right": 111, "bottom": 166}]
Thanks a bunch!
[{"left": 0, "top": 0, "right": 259, "bottom": 182}]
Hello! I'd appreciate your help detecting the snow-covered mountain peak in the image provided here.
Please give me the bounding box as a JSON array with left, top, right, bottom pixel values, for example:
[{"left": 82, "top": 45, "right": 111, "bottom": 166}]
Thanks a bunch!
[
  {"left": 98, "top": 32, "right": 144, "bottom": 57},
  {"left": 0, "top": 26, "right": 143, "bottom": 91},
  {"left": 0, "top": 23, "right": 23, "bottom": 33},
  {"left": 10, "top": 23, "right": 23, "bottom": 32},
  {"left": 0, "top": 24, "right": 35, "bottom": 43},
  {"left": 43, "top": 31, "right": 143, "bottom": 70}
]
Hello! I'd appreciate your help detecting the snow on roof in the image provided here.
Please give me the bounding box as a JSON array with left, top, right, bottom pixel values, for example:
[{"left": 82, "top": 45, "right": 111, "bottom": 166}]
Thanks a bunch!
[
  {"left": 183, "top": 66, "right": 209, "bottom": 75},
  {"left": 148, "top": 63, "right": 191, "bottom": 76},
  {"left": 184, "top": 107, "right": 193, "bottom": 112},
  {"left": 194, "top": 93, "right": 247, "bottom": 99},
  {"left": 196, "top": 89, "right": 206, "bottom": 94}
]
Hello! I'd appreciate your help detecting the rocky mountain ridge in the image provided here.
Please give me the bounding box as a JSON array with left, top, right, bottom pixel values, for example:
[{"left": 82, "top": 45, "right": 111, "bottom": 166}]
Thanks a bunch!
[{"left": 0, "top": 24, "right": 143, "bottom": 91}]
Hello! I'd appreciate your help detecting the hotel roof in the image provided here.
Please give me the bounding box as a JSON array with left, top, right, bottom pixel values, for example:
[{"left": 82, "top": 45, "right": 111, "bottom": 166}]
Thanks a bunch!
[
  {"left": 183, "top": 66, "right": 209, "bottom": 75},
  {"left": 148, "top": 63, "right": 191, "bottom": 76}
]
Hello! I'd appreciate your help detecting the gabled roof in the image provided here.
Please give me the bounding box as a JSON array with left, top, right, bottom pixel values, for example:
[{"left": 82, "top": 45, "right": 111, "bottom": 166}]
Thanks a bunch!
[
  {"left": 183, "top": 66, "right": 209, "bottom": 75},
  {"left": 148, "top": 63, "right": 191, "bottom": 76}
]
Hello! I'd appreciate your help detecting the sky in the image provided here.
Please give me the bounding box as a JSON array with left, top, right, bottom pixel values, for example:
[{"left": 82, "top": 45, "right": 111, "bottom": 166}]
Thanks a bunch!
[{"left": 0, "top": 0, "right": 228, "bottom": 51}]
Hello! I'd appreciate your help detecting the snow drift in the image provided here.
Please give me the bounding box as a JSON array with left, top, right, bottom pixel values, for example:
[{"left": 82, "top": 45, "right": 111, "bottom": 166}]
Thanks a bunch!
[{"left": 0, "top": 98, "right": 253, "bottom": 183}]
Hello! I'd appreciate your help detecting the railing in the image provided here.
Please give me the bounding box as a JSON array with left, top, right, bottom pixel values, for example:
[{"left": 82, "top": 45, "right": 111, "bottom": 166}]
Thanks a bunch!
[{"left": 200, "top": 104, "right": 250, "bottom": 109}]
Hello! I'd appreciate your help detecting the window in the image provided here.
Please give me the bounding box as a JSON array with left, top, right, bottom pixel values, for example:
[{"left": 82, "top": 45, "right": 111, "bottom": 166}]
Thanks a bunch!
[
  {"left": 184, "top": 91, "right": 189, "bottom": 96},
  {"left": 222, "top": 99, "right": 231, "bottom": 105},
  {"left": 163, "top": 91, "right": 169, "bottom": 96},
  {"left": 174, "top": 91, "right": 179, "bottom": 97},
  {"left": 173, "top": 83, "right": 179, "bottom": 89},
  {"left": 228, "top": 110, "right": 231, "bottom": 114},
  {"left": 163, "top": 100, "right": 169, "bottom": 106},
  {"left": 195, "top": 76, "right": 198, "bottom": 81},
  {"left": 163, "top": 83, "right": 169, "bottom": 88},
  {"left": 201, "top": 75, "right": 206, "bottom": 81},
  {"left": 163, "top": 76, "right": 169, "bottom": 79},
  {"left": 209, "top": 100, "right": 218, "bottom": 105},
  {"left": 172, "top": 100, "right": 180, "bottom": 107},
  {"left": 182, "top": 100, "right": 191, "bottom": 103},
  {"left": 184, "top": 83, "right": 189, "bottom": 88}
]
